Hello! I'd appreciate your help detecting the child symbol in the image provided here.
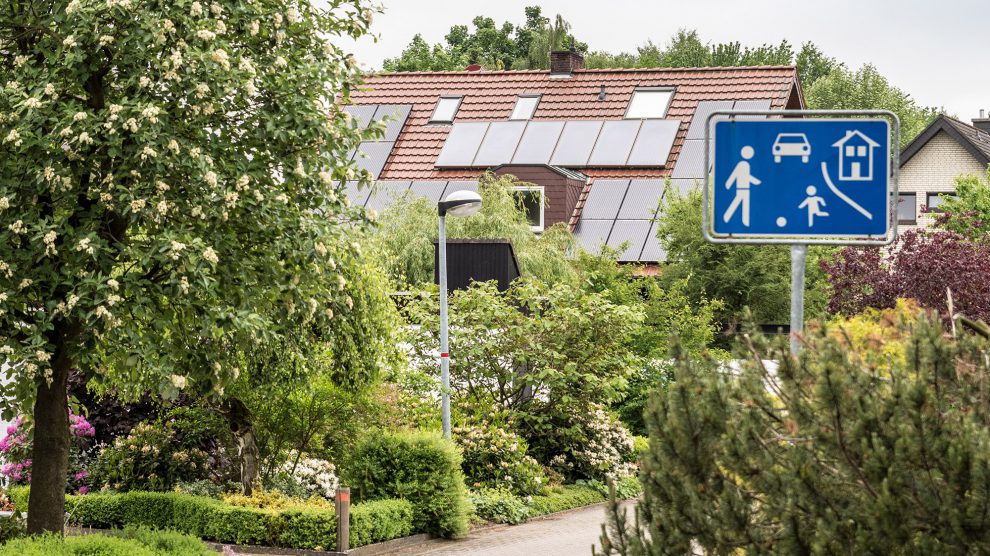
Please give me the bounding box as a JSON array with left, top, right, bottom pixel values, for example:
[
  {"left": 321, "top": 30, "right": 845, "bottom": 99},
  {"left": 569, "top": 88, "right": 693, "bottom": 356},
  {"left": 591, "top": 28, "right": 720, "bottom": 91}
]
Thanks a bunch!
[{"left": 798, "top": 185, "right": 829, "bottom": 227}]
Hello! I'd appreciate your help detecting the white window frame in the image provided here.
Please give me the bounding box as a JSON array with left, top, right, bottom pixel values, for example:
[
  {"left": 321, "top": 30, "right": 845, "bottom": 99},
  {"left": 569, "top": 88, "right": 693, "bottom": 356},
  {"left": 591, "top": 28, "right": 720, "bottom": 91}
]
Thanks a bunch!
[
  {"left": 514, "top": 185, "right": 545, "bottom": 232},
  {"left": 430, "top": 96, "right": 463, "bottom": 124},
  {"left": 510, "top": 94, "right": 541, "bottom": 121},
  {"left": 624, "top": 88, "right": 674, "bottom": 119}
]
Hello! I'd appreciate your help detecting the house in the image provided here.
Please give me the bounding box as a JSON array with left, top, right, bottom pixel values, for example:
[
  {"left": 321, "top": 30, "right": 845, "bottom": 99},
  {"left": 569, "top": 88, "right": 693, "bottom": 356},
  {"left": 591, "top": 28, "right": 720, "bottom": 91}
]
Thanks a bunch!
[
  {"left": 897, "top": 114, "right": 990, "bottom": 230},
  {"left": 343, "top": 49, "right": 804, "bottom": 263},
  {"left": 832, "top": 130, "right": 880, "bottom": 181}
]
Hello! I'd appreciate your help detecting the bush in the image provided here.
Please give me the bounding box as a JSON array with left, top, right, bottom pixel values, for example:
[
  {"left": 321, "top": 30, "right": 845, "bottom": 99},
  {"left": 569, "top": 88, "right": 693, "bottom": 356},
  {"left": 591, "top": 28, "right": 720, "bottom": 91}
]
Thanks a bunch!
[
  {"left": 454, "top": 422, "right": 547, "bottom": 496},
  {"left": 548, "top": 406, "right": 637, "bottom": 481},
  {"left": 345, "top": 431, "right": 469, "bottom": 538},
  {"left": 528, "top": 485, "right": 605, "bottom": 517},
  {"left": 0, "top": 528, "right": 212, "bottom": 555},
  {"left": 267, "top": 451, "right": 339, "bottom": 500},
  {"left": 0, "top": 411, "right": 96, "bottom": 494},
  {"left": 18, "top": 488, "right": 412, "bottom": 550},
  {"left": 222, "top": 488, "right": 333, "bottom": 511},
  {"left": 470, "top": 488, "right": 530, "bottom": 525},
  {"left": 601, "top": 311, "right": 990, "bottom": 554}
]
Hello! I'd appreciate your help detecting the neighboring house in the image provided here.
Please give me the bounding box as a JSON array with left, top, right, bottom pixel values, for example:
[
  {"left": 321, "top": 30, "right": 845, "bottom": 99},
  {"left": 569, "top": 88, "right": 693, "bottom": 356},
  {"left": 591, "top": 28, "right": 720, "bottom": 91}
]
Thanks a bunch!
[
  {"left": 344, "top": 49, "right": 804, "bottom": 264},
  {"left": 898, "top": 114, "right": 990, "bottom": 231},
  {"left": 833, "top": 130, "right": 880, "bottom": 181}
]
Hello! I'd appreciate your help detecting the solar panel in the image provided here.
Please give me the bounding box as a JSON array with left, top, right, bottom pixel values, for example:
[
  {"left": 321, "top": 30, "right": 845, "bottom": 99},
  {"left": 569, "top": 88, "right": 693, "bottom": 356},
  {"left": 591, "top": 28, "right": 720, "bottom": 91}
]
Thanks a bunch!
[
  {"left": 589, "top": 120, "right": 642, "bottom": 166},
  {"left": 626, "top": 120, "right": 679, "bottom": 167},
  {"left": 365, "top": 181, "right": 411, "bottom": 213},
  {"left": 550, "top": 120, "right": 603, "bottom": 166},
  {"left": 639, "top": 220, "right": 666, "bottom": 262},
  {"left": 442, "top": 181, "right": 479, "bottom": 198},
  {"left": 618, "top": 179, "right": 665, "bottom": 220},
  {"left": 573, "top": 219, "right": 614, "bottom": 254},
  {"left": 581, "top": 179, "right": 629, "bottom": 219},
  {"left": 409, "top": 181, "right": 449, "bottom": 203},
  {"left": 343, "top": 105, "right": 377, "bottom": 130},
  {"left": 341, "top": 180, "right": 370, "bottom": 207},
  {"left": 687, "top": 100, "right": 734, "bottom": 140},
  {"left": 512, "top": 121, "right": 564, "bottom": 164},
  {"left": 733, "top": 99, "right": 772, "bottom": 119},
  {"left": 372, "top": 104, "right": 412, "bottom": 142},
  {"left": 352, "top": 141, "right": 394, "bottom": 180},
  {"left": 473, "top": 121, "right": 527, "bottom": 167},
  {"left": 671, "top": 139, "right": 707, "bottom": 179},
  {"left": 435, "top": 123, "right": 489, "bottom": 167},
  {"left": 607, "top": 220, "right": 652, "bottom": 262}
]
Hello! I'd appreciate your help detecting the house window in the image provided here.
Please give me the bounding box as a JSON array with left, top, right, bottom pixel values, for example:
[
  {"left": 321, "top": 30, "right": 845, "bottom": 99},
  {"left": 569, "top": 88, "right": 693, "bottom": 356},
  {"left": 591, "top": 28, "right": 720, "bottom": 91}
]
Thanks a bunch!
[
  {"left": 845, "top": 146, "right": 854, "bottom": 156},
  {"left": 926, "top": 192, "right": 957, "bottom": 213},
  {"left": 513, "top": 186, "right": 544, "bottom": 231},
  {"left": 430, "top": 96, "right": 463, "bottom": 124},
  {"left": 510, "top": 95, "right": 540, "bottom": 120},
  {"left": 624, "top": 89, "right": 673, "bottom": 119},
  {"left": 857, "top": 146, "right": 867, "bottom": 156},
  {"left": 897, "top": 193, "right": 916, "bottom": 224}
]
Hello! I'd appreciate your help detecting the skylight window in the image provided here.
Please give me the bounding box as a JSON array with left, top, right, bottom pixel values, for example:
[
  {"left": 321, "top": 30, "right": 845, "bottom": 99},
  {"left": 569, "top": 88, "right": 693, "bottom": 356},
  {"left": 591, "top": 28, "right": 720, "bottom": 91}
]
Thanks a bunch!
[
  {"left": 430, "top": 96, "right": 463, "bottom": 123},
  {"left": 510, "top": 95, "right": 541, "bottom": 120},
  {"left": 625, "top": 89, "right": 673, "bottom": 119}
]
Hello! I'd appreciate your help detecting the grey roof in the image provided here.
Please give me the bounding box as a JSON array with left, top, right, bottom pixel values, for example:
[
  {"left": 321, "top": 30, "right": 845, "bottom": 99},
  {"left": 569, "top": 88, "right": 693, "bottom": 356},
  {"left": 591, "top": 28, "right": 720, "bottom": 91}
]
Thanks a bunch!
[
  {"left": 618, "top": 179, "right": 666, "bottom": 220},
  {"left": 373, "top": 104, "right": 412, "bottom": 142},
  {"left": 901, "top": 114, "right": 990, "bottom": 167},
  {"left": 352, "top": 141, "right": 395, "bottom": 180},
  {"left": 581, "top": 179, "right": 629, "bottom": 220},
  {"left": 607, "top": 219, "right": 652, "bottom": 262},
  {"left": 573, "top": 219, "right": 614, "bottom": 254},
  {"left": 687, "top": 100, "right": 734, "bottom": 140}
]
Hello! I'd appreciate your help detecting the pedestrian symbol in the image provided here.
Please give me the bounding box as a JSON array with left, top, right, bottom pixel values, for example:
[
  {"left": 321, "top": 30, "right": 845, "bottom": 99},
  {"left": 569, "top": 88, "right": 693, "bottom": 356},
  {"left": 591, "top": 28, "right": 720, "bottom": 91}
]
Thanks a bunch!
[{"left": 708, "top": 117, "right": 893, "bottom": 242}]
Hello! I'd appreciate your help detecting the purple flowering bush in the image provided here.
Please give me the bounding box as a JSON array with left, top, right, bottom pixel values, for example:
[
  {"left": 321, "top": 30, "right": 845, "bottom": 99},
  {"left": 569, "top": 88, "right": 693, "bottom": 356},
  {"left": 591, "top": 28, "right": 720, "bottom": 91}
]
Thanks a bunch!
[{"left": 0, "top": 409, "right": 96, "bottom": 494}]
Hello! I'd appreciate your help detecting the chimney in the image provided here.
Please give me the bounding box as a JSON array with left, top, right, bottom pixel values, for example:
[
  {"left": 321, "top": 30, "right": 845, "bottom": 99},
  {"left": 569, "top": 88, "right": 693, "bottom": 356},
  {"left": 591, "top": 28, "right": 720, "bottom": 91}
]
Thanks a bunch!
[
  {"left": 550, "top": 46, "right": 584, "bottom": 77},
  {"left": 975, "top": 109, "right": 990, "bottom": 134}
]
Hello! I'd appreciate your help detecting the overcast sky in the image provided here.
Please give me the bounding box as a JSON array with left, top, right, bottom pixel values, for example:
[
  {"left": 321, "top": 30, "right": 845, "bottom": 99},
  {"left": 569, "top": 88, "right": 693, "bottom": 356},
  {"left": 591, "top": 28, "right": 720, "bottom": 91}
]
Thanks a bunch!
[{"left": 345, "top": 0, "right": 989, "bottom": 122}]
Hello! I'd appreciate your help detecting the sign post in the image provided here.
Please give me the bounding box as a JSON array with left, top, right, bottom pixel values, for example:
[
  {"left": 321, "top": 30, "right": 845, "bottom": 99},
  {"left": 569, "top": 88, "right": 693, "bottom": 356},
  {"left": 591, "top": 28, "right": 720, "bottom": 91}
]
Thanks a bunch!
[{"left": 704, "top": 110, "right": 899, "bottom": 355}]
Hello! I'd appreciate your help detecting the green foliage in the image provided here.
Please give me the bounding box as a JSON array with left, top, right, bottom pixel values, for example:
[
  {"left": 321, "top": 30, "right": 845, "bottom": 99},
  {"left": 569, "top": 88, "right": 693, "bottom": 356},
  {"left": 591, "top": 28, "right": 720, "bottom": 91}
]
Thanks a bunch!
[
  {"left": 92, "top": 408, "right": 221, "bottom": 492},
  {"left": 527, "top": 484, "right": 604, "bottom": 517},
  {"left": 600, "top": 312, "right": 990, "bottom": 554},
  {"left": 576, "top": 476, "right": 643, "bottom": 501},
  {"left": 933, "top": 168, "right": 990, "bottom": 240},
  {"left": 405, "top": 279, "right": 642, "bottom": 478},
  {"left": 344, "top": 431, "right": 469, "bottom": 538},
  {"left": 805, "top": 64, "right": 938, "bottom": 146},
  {"left": 0, "top": 510, "right": 26, "bottom": 544},
  {"left": 656, "top": 186, "right": 831, "bottom": 328},
  {"left": 0, "top": 527, "right": 211, "bottom": 556},
  {"left": 470, "top": 487, "right": 531, "bottom": 525},
  {"left": 454, "top": 422, "right": 547, "bottom": 496},
  {"left": 369, "top": 173, "right": 576, "bottom": 289},
  {"left": 110, "top": 526, "right": 215, "bottom": 556}
]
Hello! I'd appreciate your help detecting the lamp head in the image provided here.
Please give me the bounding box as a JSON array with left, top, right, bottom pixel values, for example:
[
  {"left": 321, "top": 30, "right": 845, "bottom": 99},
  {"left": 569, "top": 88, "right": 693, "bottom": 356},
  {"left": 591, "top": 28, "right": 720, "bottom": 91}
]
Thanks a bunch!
[{"left": 439, "top": 190, "right": 483, "bottom": 217}]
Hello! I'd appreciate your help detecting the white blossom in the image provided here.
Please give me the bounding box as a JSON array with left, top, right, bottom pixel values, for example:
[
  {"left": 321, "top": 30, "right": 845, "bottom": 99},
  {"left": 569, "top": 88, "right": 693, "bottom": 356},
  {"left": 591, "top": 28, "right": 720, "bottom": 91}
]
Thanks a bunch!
[
  {"left": 23, "top": 97, "right": 42, "bottom": 109},
  {"left": 204, "top": 171, "right": 218, "bottom": 188},
  {"left": 210, "top": 2, "right": 222, "bottom": 15},
  {"left": 139, "top": 76, "right": 151, "bottom": 88},
  {"left": 337, "top": 275, "right": 347, "bottom": 290},
  {"left": 36, "top": 350, "right": 51, "bottom": 363},
  {"left": 318, "top": 171, "right": 333, "bottom": 186},
  {"left": 43, "top": 230, "right": 58, "bottom": 256},
  {"left": 211, "top": 49, "right": 230, "bottom": 70},
  {"left": 8, "top": 220, "right": 25, "bottom": 234},
  {"left": 65, "top": 0, "right": 81, "bottom": 14},
  {"left": 179, "top": 276, "right": 190, "bottom": 293},
  {"left": 73, "top": 111, "right": 87, "bottom": 122},
  {"left": 130, "top": 199, "right": 146, "bottom": 213},
  {"left": 44, "top": 83, "right": 56, "bottom": 96},
  {"left": 167, "top": 139, "right": 180, "bottom": 153},
  {"left": 169, "top": 240, "right": 186, "bottom": 259},
  {"left": 315, "top": 242, "right": 328, "bottom": 257},
  {"left": 107, "top": 279, "right": 119, "bottom": 290},
  {"left": 196, "top": 29, "right": 216, "bottom": 42},
  {"left": 99, "top": 35, "right": 114, "bottom": 47},
  {"left": 274, "top": 56, "right": 287, "bottom": 68},
  {"left": 237, "top": 57, "right": 255, "bottom": 75},
  {"left": 4, "top": 129, "right": 21, "bottom": 146},
  {"left": 76, "top": 237, "right": 94, "bottom": 255},
  {"left": 124, "top": 118, "right": 139, "bottom": 132},
  {"left": 194, "top": 83, "right": 209, "bottom": 98},
  {"left": 106, "top": 294, "right": 122, "bottom": 306},
  {"left": 202, "top": 247, "right": 219, "bottom": 265},
  {"left": 249, "top": 20, "right": 260, "bottom": 36},
  {"left": 286, "top": 7, "right": 301, "bottom": 23},
  {"left": 63, "top": 35, "right": 77, "bottom": 48},
  {"left": 170, "top": 374, "right": 187, "bottom": 389},
  {"left": 275, "top": 193, "right": 288, "bottom": 204},
  {"left": 18, "top": 279, "right": 32, "bottom": 289},
  {"left": 345, "top": 296, "right": 353, "bottom": 310},
  {"left": 224, "top": 191, "right": 238, "bottom": 208},
  {"left": 190, "top": 1, "right": 203, "bottom": 16},
  {"left": 0, "top": 197, "right": 8, "bottom": 210}
]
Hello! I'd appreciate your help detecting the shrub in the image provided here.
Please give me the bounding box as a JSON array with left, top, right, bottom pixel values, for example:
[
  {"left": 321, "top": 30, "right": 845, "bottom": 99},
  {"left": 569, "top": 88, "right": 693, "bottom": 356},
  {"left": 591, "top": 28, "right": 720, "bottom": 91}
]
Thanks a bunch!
[
  {"left": 222, "top": 488, "right": 333, "bottom": 511},
  {"left": 548, "top": 406, "right": 637, "bottom": 481},
  {"left": 454, "top": 423, "right": 547, "bottom": 496},
  {"left": 528, "top": 484, "right": 605, "bottom": 517},
  {"left": 0, "top": 528, "right": 212, "bottom": 555},
  {"left": 600, "top": 313, "right": 990, "bottom": 554},
  {"left": 0, "top": 411, "right": 95, "bottom": 494},
  {"left": 470, "top": 488, "right": 530, "bottom": 525},
  {"left": 268, "top": 450, "right": 339, "bottom": 500},
  {"left": 345, "top": 431, "right": 469, "bottom": 538}
]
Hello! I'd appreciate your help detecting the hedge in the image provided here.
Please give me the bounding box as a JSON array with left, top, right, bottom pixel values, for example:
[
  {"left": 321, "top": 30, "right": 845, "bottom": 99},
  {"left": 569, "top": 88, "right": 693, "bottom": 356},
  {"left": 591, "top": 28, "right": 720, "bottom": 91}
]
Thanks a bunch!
[
  {"left": 344, "top": 431, "right": 470, "bottom": 538},
  {"left": 0, "top": 526, "right": 213, "bottom": 555},
  {"left": 8, "top": 488, "right": 413, "bottom": 551},
  {"left": 527, "top": 485, "right": 606, "bottom": 517}
]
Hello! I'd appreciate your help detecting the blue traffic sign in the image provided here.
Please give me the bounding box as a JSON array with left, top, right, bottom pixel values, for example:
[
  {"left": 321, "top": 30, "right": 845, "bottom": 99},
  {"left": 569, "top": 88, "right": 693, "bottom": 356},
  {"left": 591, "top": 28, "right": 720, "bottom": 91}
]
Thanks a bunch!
[{"left": 711, "top": 118, "right": 891, "bottom": 240}]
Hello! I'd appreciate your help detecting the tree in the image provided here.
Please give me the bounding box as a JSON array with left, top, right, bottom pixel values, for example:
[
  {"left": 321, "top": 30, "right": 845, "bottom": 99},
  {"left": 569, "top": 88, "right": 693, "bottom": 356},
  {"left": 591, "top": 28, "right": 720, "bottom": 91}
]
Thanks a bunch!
[
  {"left": 598, "top": 306, "right": 990, "bottom": 554},
  {"left": 656, "top": 186, "right": 830, "bottom": 330},
  {"left": 931, "top": 168, "right": 990, "bottom": 240},
  {"left": 794, "top": 41, "right": 842, "bottom": 88},
  {"left": 368, "top": 173, "right": 576, "bottom": 289},
  {"left": 822, "top": 228, "right": 990, "bottom": 321},
  {"left": 805, "top": 64, "right": 938, "bottom": 146},
  {"left": 380, "top": 34, "right": 467, "bottom": 72},
  {"left": 0, "top": 0, "right": 376, "bottom": 533}
]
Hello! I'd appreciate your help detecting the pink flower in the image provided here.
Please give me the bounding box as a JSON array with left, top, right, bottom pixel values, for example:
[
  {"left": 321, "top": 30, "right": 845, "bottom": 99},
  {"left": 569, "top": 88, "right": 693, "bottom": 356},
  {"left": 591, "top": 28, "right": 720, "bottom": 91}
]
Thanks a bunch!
[
  {"left": 73, "top": 469, "right": 89, "bottom": 481},
  {"left": 77, "top": 486, "right": 89, "bottom": 495}
]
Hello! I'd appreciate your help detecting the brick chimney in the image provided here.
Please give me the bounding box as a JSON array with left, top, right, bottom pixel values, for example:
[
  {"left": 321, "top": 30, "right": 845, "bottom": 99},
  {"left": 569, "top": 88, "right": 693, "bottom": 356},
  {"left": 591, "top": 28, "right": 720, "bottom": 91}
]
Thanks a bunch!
[
  {"left": 974, "top": 109, "right": 990, "bottom": 134},
  {"left": 550, "top": 46, "right": 584, "bottom": 77}
]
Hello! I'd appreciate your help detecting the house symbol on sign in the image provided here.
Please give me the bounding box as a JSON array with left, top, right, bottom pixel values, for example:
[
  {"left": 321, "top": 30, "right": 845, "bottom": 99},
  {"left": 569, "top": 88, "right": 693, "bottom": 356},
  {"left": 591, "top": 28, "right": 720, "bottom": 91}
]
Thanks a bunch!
[{"left": 832, "top": 130, "right": 880, "bottom": 181}]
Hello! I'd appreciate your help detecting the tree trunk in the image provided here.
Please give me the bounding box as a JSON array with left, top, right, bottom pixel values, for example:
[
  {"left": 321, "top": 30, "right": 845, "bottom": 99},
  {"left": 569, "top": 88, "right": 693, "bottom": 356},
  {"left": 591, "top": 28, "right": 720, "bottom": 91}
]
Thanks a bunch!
[
  {"left": 27, "top": 354, "right": 71, "bottom": 534},
  {"left": 222, "top": 398, "right": 260, "bottom": 495}
]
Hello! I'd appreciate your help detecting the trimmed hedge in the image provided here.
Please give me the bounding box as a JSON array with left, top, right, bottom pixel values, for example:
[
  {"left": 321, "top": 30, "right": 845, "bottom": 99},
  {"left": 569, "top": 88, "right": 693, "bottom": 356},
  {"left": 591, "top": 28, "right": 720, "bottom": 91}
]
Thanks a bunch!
[
  {"left": 10, "top": 489, "right": 412, "bottom": 550},
  {"left": 527, "top": 485, "right": 605, "bottom": 517},
  {"left": 345, "top": 431, "right": 470, "bottom": 538},
  {"left": 0, "top": 526, "right": 213, "bottom": 555}
]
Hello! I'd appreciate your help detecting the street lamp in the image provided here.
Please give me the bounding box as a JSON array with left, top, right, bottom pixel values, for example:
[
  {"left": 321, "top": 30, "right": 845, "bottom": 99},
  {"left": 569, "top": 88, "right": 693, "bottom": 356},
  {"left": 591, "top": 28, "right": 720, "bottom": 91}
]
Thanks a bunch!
[{"left": 437, "top": 190, "right": 483, "bottom": 439}]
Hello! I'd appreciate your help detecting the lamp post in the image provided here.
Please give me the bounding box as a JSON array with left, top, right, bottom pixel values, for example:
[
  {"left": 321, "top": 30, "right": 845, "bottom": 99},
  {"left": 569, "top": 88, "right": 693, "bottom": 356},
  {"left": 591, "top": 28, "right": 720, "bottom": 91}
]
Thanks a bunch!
[{"left": 437, "top": 190, "right": 483, "bottom": 439}]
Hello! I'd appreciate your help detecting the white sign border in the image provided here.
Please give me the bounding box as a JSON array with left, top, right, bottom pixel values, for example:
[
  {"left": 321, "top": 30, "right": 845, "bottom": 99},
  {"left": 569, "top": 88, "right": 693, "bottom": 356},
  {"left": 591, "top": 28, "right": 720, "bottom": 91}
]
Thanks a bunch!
[{"left": 702, "top": 109, "right": 900, "bottom": 246}]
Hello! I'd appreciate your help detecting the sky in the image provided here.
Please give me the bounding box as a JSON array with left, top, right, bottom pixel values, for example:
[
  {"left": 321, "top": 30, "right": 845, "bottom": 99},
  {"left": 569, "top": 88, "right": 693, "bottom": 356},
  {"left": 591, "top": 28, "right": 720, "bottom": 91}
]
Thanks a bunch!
[{"left": 344, "top": 0, "right": 989, "bottom": 122}]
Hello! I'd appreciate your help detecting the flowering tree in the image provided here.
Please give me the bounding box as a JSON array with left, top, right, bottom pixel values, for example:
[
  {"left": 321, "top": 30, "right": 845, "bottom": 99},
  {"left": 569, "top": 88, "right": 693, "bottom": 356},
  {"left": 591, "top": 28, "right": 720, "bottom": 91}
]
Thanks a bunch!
[{"left": 0, "top": 0, "right": 376, "bottom": 533}]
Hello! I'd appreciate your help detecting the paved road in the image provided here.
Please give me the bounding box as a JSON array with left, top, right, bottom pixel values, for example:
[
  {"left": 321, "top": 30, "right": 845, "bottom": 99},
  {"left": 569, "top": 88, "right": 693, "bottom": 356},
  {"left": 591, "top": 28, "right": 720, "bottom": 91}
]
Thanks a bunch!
[{"left": 399, "top": 501, "right": 633, "bottom": 556}]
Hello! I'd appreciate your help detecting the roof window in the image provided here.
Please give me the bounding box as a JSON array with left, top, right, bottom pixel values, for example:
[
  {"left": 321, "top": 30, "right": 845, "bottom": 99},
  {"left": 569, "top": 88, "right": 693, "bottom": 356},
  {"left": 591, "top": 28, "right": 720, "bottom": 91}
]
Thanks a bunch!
[
  {"left": 625, "top": 89, "right": 673, "bottom": 119},
  {"left": 430, "top": 96, "right": 463, "bottom": 124},
  {"left": 510, "top": 95, "right": 541, "bottom": 120}
]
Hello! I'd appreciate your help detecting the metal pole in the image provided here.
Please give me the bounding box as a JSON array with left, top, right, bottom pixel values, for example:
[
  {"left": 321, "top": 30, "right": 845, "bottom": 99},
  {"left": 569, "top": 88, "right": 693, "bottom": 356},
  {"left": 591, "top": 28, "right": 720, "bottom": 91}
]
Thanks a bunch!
[
  {"left": 789, "top": 244, "right": 807, "bottom": 356},
  {"left": 438, "top": 214, "right": 451, "bottom": 439}
]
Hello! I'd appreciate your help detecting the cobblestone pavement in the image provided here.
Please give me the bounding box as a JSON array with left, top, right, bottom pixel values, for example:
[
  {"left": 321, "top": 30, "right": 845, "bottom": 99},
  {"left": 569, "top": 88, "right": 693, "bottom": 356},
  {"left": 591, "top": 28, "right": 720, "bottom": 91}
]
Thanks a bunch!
[{"left": 399, "top": 501, "right": 634, "bottom": 556}]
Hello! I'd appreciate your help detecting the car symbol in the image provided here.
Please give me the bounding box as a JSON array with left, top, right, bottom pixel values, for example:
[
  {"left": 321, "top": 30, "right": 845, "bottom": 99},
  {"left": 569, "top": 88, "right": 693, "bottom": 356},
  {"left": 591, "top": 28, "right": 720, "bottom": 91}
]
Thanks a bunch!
[{"left": 772, "top": 133, "right": 811, "bottom": 163}]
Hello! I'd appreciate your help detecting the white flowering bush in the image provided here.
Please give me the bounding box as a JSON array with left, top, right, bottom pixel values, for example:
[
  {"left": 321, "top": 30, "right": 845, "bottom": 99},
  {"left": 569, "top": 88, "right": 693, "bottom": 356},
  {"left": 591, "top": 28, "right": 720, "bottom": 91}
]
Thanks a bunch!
[
  {"left": 454, "top": 422, "right": 548, "bottom": 497},
  {"left": 271, "top": 451, "right": 339, "bottom": 500},
  {"left": 0, "top": 0, "right": 378, "bottom": 533},
  {"left": 550, "top": 406, "right": 637, "bottom": 481}
]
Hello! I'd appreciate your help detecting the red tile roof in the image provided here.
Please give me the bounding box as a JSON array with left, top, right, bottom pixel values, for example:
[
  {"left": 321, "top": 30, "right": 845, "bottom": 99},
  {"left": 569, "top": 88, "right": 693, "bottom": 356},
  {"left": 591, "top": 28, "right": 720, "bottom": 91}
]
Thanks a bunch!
[{"left": 350, "top": 66, "right": 802, "bottom": 181}]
